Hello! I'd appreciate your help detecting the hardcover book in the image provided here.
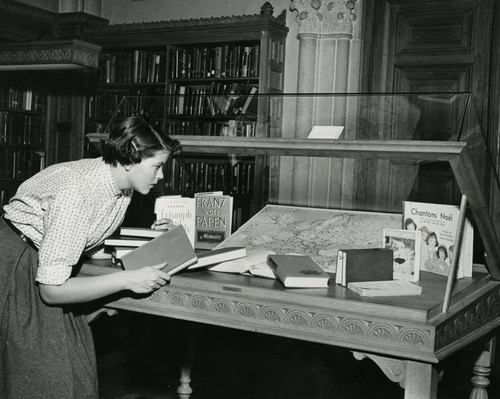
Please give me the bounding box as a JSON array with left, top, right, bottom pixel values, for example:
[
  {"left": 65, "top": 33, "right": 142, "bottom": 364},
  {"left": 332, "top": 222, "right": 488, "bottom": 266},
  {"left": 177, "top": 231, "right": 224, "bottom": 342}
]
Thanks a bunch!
[
  {"left": 402, "top": 201, "right": 473, "bottom": 278},
  {"left": 383, "top": 228, "right": 421, "bottom": 282},
  {"left": 120, "top": 227, "right": 164, "bottom": 239},
  {"left": 267, "top": 254, "right": 330, "bottom": 288},
  {"left": 154, "top": 195, "right": 196, "bottom": 246},
  {"left": 188, "top": 246, "right": 246, "bottom": 270},
  {"left": 104, "top": 235, "right": 151, "bottom": 248},
  {"left": 347, "top": 280, "right": 423, "bottom": 297},
  {"left": 194, "top": 192, "right": 233, "bottom": 250},
  {"left": 121, "top": 225, "right": 197, "bottom": 275},
  {"left": 335, "top": 248, "right": 394, "bottom": 287}
]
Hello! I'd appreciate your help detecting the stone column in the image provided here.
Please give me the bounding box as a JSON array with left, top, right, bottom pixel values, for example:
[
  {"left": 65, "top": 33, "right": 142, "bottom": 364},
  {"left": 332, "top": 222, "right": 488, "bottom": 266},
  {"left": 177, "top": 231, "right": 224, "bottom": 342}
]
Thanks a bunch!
[{"left": 288, "top": 0, "right": 360, "bottom": 207}]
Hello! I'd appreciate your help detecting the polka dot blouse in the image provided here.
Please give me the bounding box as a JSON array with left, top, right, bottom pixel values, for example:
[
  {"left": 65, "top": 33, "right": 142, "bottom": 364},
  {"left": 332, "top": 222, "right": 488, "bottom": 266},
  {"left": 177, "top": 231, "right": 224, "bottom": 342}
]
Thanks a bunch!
[{"left": 4, "top": 157, "right": 132, "bottom": 285}]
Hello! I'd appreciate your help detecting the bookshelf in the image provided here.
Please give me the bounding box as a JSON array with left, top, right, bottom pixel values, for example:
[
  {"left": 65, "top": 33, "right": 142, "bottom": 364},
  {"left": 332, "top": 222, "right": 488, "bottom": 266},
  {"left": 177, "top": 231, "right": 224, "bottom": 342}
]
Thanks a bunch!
[
  {"left": 84, "top": 3, "right": 288, "bottom": 227},
  {"left": 0, "top": 83, "right": 47, "bottom": 210}
]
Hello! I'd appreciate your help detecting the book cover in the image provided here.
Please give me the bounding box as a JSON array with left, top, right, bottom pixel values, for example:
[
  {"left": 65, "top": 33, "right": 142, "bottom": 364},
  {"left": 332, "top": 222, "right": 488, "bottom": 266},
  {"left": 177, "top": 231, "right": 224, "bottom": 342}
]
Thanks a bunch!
[
  {"left": 121, "top": 225, "right": 197, "bottom": 275},
  {"left": 154, "top": 196, "right": 196, "bottom": 246},
  {"left": 347, "top": 280, "right": 423, "bottom": 297},
  {"left": 335, "top": 248, "right": 394, "bottom": 286},
  {"left": 188, "top": 246, "right": 246, "bottom": 270},
  {"left": 402, "top": 201, "right": 473, "bottom": 278},
  {"left": 383, "top": 228, "right": 421, "bottom": 282},
  {"left": 120, "top": 227, "right": 164, "bottom": 239},
  {"left": 267, "top": 254, "right": 330, "bottom": 288},
  {"left": 194, "top": 192, "right": 233, "bottom": 250}
]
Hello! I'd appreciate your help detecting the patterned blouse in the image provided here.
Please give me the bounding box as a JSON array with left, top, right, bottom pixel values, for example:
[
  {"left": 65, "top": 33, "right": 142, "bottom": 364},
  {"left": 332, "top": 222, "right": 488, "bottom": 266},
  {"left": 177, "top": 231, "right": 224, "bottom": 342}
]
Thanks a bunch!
[{"left": 4, "top": 157, "right": 132, "bottom": 285}]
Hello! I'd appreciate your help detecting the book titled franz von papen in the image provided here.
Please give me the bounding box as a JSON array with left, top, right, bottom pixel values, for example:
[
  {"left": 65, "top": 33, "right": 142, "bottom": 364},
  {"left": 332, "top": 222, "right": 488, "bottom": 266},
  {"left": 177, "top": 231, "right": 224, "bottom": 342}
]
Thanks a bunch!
[
  {"left": 195, "top": 193, "right": 233, "bottom": 249},
  {"left": 383, "top": 228, "right": 421, "bottom": 282}
]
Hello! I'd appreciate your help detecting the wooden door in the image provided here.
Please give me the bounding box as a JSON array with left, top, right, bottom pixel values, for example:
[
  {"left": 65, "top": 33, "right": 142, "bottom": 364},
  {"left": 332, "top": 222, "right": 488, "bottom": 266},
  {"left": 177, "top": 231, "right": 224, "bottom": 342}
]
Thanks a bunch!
[{"left": 360, "top": 0, "right": 495, "bottom": 211}]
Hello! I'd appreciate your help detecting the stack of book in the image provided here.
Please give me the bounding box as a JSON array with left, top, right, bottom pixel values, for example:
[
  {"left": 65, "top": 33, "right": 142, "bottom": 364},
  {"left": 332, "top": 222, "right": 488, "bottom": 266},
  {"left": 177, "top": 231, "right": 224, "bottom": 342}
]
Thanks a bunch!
[{"left": 105, "top": 227, "right": 164, "bottom": 265}]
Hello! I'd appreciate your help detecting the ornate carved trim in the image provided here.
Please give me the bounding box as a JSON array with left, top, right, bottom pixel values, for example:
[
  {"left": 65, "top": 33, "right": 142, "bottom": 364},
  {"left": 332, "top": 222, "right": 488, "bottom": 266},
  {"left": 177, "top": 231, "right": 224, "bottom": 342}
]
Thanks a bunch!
[
  {"left": 435, "top": 289, "right": 500, "bottom": 350},
  {"left": 353, "top": 351, "right": 407, "bottom": 388},
  {"left": 149, "top": 288, "right": 433, "bottom": 351},
  {"left": 85, "top": 2, "right": 286, "bottom": 34},
  {"left": 290, "top": 0, "right": 358, "bottom": 37},
  {"left": 0, "top": 40, "right": 101, "bottom": 69}
]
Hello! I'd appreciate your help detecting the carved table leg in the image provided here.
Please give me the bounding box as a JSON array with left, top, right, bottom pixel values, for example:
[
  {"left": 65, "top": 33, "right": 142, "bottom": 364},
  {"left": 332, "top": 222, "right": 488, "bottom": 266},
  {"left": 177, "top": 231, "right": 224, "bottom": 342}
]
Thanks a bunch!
[
  {"left": 177, "top": 323, "right": 201, "bottom": 399},
  {"left": 353, "top": 352, "right": 439, "bottom": 399},
  {"left": 470, "top": 337, "right": 496, "bottom": 399}
]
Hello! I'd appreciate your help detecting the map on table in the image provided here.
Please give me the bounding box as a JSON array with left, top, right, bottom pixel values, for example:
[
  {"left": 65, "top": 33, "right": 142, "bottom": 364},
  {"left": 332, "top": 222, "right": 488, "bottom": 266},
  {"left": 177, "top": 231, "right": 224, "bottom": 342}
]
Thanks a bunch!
[{"left": 216, "top": 204, "right": 402, "bottom": 272}]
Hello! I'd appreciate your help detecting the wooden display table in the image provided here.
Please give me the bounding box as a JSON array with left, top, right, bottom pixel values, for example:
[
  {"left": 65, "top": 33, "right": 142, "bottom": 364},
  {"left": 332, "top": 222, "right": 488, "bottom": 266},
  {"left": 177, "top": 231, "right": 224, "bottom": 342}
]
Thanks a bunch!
[{"left": 81, "top": 260, "right": 500, "bottom": 398}]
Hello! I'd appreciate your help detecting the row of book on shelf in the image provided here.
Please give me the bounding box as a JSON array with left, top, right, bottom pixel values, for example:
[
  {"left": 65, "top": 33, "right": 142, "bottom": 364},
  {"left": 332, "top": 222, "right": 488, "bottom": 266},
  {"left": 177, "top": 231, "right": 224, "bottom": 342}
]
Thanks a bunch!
[
  {"left": 100, "top": 50, "right": 167, "bottom": 84},
  {"left": 101, "top": 198, "right": 473, "bottom": 295},
  {"left": 166, "top": 82, "right": 258, "bottom": 117},
  {"left": 164, "top": 158, "right": 254, "bottom": 196},
  {"left": 165, "top": 119, "right": 258, "bottom": 137},
  {"left": 0, "top": 148, "right": 45, "bottom": 179},
  {"left": 169, "top": 44, "right": 260, "bottom": 80},
  {"left": 87, "top": 88, "right": 166, "bottom": 121},
  {"left": 0, "top": 112, "right": 46, "bottom": 146},
  {"left": 0, "top": 87, "right": 47, "bottom": 112}
]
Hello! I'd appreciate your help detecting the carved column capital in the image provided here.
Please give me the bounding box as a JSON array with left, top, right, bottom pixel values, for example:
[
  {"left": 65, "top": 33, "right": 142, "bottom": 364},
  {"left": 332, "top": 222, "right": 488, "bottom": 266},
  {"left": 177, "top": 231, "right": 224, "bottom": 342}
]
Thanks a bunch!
[{"left": 290, "top": 0, "right": 358, "bottom": 37}]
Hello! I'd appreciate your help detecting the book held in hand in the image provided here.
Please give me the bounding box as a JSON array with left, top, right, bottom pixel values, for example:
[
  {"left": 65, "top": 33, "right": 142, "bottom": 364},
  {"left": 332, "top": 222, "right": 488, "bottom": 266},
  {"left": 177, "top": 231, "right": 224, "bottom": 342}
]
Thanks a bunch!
[
  {"left": 188, "top": 247, "right": 247, "bottom": 270},
  {"left": 335, "top": 248, "right": 394, "bottom": 287},
  {"left": 347, "top": 280, "right": 423, "bottom": 297},
  {"left": 267, "top": 254, "right": 330, "bottom": 288},
  {"left": 121, "top": 225, "right": 197, "bottom": 276}
]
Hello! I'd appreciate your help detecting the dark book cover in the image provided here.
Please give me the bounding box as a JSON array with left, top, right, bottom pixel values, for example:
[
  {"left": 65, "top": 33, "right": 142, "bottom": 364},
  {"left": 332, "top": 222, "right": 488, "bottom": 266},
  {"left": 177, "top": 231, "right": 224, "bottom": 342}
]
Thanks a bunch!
[
  {"left": 336, "top": 248, "right": 393, "bottom": 286},
  {"left": 121, "top": 225, "right": 197, "bottom": 275}
]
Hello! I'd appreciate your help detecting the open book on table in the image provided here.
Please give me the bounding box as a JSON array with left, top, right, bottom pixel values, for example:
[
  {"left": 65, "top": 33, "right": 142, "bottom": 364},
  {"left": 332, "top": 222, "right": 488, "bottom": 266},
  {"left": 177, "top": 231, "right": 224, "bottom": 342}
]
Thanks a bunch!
[{"left": 208, "top": 249, "right": 276, "bottom": 279}]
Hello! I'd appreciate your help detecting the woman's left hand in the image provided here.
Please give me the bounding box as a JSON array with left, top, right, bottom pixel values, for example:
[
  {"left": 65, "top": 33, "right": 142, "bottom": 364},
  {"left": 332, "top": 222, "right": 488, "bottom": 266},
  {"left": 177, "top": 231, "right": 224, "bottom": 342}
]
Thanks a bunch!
[{"left": 151, "top": 218, "right": 176, "bottom": 231}]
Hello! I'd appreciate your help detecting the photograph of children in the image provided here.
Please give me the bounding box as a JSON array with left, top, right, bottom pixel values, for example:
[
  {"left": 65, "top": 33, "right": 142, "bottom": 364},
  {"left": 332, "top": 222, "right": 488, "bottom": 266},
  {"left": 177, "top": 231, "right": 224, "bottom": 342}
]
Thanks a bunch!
[{"left": 383, "top": 228, "right": 421, "bottom": 282}]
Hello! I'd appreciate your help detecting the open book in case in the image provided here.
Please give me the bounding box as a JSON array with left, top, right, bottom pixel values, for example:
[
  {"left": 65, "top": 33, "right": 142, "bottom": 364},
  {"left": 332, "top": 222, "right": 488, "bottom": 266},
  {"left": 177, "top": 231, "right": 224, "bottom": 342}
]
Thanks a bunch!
[{"left": 87, "top": 92, "right": 500, "bottom": 295}]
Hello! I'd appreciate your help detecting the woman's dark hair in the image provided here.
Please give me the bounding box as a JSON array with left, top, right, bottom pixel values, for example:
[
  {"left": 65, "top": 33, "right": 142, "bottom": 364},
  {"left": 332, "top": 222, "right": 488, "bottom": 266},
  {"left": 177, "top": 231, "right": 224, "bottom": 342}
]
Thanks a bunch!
[{"left": 102, "top": 116, "right": 180, "bottom": 166}]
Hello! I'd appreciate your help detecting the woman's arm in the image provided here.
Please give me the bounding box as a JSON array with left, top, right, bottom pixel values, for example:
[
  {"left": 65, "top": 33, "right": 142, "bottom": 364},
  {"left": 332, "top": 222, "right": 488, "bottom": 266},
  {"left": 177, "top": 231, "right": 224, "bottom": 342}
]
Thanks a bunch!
[{"left": 38, "top": 265, "right": 170, "bottom": 305}]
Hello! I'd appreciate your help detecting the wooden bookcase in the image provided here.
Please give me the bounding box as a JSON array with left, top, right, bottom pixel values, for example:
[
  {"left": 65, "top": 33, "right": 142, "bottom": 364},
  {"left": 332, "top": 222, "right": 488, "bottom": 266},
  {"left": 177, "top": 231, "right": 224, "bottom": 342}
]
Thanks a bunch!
[
  {"left": 83, "top": 3, "right": 288, "bottom": 227},
  {"left": 0, "top": 81, "right": 47, "bottom": 209}
]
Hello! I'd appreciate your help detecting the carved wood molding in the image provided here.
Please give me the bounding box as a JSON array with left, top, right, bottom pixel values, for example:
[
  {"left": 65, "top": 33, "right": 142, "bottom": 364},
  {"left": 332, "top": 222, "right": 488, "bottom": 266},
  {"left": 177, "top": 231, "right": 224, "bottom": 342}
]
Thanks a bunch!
[
  {"left": 0, "top": 40, "right": 101, "bottom": 68},
  {"left": 84, "top": 2, "right": 286, "bottom": 35},
  {"left": 148, "top": 288, "right": 434, "bottom": 353},
  {"left": 435, "top": 288, "right": 500, "bottom": 350}
]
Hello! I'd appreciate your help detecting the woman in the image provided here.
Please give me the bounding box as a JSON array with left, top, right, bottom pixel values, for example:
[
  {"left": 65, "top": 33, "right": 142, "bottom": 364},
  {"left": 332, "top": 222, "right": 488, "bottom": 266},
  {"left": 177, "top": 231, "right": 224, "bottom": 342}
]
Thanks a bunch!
[{"left": 0, "top": 116, "right": 179, "bottom": 398}]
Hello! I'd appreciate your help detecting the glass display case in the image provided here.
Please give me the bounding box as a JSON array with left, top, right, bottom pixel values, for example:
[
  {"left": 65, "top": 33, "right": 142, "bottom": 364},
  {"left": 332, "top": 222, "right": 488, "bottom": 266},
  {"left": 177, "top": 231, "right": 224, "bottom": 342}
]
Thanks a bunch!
[{"left": 87, "top": 92, "right": 500, "bottom": 280}]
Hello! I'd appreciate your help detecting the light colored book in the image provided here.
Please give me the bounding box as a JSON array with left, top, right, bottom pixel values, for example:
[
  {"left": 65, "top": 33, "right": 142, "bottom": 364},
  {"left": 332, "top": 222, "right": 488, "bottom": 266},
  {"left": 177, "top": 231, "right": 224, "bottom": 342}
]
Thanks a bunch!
[
  {"left": 402, "top": 201, "right": 473, "bottom": 278},
  {"left": 155, "top": 196, "right": 196, "bottom": 246},
  {"left": 383, "top": 228, "right": 421, "bottom": 282},
  {"left": 209, "top": 249, "right": 276, "bottom": 279},
  {"left": 194, "top": 192, "right": 233, "bottom": 250},
  {"left": 104, "top": 236, "right": 151, "bottom": 247},
  {"left": 188, "top": 247, "right": 246, "bottom": 270},
  {"left": 347, "top": 280, "right": 422, "bottom": 297},
  {"left": 120, "top": 227, "right": 164, "bottom": 239}
]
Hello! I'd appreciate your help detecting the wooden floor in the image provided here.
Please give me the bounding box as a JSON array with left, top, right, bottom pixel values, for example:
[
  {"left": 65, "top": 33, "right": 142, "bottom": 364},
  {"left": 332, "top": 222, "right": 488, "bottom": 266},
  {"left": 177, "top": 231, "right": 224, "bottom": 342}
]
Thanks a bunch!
[{"left": 92, "top": 312, "right": 500, "bottom": 399}]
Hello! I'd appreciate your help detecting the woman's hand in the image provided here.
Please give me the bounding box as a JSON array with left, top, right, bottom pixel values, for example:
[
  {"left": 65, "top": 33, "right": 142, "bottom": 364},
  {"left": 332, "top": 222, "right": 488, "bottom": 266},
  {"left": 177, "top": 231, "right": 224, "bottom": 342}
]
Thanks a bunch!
[
  {"left": 151, "top": 218, "right": 176, "bottom": 231},
  {"left": 124, "top": 264, "right": 171, "bottom": 294}
]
